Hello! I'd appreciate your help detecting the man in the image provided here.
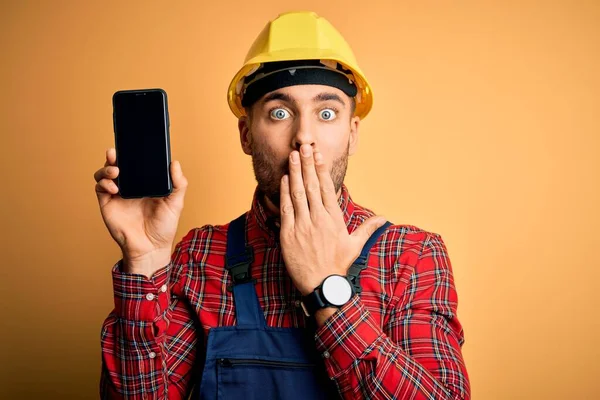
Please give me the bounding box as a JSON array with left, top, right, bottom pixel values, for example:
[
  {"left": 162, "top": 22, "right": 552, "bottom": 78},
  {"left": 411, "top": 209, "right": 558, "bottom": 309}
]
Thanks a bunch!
[{"left": 95, "top": 11, "right": 470, "bottom": 399}]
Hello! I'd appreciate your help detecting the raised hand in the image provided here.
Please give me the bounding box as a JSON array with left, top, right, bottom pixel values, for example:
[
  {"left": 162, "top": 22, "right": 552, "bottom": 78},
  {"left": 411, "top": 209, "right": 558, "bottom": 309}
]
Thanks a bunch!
[
  {"left": 93, "top": 147, "right": 188, "bottom": 277},
  {"left": 278, "top": 144, "right": 386, "bottom": 296}
]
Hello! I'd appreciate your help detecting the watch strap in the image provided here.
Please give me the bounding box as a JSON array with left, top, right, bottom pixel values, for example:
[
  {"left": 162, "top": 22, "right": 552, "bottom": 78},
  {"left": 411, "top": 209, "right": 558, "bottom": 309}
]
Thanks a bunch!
[{"left": 301, "top": 286, "right": 327, "bottom": 317}]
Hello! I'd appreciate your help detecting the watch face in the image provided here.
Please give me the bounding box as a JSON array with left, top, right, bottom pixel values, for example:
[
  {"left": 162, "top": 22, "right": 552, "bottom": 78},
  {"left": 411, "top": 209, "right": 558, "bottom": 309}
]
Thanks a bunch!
[{"left": 322, "top": 275, "right": 353, "bottom": 306}]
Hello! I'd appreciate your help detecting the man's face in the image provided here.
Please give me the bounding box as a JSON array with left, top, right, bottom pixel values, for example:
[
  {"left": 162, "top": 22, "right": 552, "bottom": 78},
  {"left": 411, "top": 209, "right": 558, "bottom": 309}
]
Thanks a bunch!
[{"left": 239, "top": 84, "right": 360, "bottom": 208}]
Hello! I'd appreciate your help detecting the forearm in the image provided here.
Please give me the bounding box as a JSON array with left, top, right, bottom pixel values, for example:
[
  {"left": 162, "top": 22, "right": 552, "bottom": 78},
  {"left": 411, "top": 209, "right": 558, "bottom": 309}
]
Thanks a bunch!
[
  {"left": 314, "top": 297, "right": 470, "bottom": 400},
  {"left": 100, "top": 260, "right": 174, "bottom": 399}
]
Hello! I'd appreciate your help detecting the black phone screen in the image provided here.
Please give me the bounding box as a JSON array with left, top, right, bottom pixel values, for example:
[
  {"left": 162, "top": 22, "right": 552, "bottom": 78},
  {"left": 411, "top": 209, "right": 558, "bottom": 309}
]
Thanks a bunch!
[{"left": 113, "top": 89, "right": 171, "bottom": 198}]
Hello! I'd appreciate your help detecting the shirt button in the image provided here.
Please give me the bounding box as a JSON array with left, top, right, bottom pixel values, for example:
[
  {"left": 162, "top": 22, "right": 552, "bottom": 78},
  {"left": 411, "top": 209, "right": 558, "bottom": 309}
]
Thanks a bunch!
[
  {"left": 149, "top": 351, "right": 156, "bottom": 359},
  {"left": 294, "top": 300, "right": 301, "bottom": 308},
  {"left": 160, "top": 284, "right": 167, "bottom": 293},
  {"left": 323, "top": 351, "right": 330, "bottom": 359},
  {"left": 146, "top": 293, "right": 155, "bottom": 301}
]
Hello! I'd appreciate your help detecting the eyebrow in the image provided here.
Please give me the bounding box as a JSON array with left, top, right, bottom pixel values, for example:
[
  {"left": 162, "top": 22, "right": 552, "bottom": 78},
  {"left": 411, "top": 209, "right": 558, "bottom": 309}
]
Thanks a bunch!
[
  {"left": 313, "top": 92, "right": 346, "bottom": 108},
  {"left": 262, "top": 92, "right": 294, "bottom": 105},
  {"left": 261, "top": 91, "right": 347, "bottom": 108}
]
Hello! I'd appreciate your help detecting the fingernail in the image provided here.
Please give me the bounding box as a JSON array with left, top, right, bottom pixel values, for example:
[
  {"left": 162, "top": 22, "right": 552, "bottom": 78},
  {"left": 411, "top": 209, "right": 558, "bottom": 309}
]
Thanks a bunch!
[
  {"left": 301, "top": 145, "right": 312, "bottom": 156},
  {"left": 291, "top": 152, "right": 299, "bottom": 163},
  {"left": 314, "top": 152, "right": 323, "bottom": 163},
  {"left": 282, "top": 175, "right": 288, "bottom": 184}
]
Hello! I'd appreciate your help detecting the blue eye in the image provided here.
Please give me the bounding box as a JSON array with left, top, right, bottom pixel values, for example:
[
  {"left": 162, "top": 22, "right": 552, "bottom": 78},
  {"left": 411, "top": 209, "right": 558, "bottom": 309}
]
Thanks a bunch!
[
  {"left": 320, "top": 109, "right": 336, "bottom": 121},
  {"left": 270, "top": 108, "right": 290, "bottom": 120}
]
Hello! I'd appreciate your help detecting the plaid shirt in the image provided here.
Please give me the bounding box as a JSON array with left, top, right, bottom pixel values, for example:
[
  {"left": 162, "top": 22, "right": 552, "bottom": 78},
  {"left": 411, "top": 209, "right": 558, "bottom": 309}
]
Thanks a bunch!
[{"left": 100, "top": 184, "right": 470, "bottom": 399}]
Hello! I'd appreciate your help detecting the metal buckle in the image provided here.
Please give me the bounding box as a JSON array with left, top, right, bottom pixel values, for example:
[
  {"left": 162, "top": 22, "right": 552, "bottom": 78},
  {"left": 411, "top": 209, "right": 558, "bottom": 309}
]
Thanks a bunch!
[
  {"left": 301, "top": 301, "right": 311, "bottom": 318},
  {"left": 227, "top": 246, "right": 254, "bottom": 285}
]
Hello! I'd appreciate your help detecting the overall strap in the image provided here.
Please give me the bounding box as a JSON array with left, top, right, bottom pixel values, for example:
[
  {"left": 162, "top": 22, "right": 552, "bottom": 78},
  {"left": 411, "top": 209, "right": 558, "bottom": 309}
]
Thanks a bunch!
[
  {"left": 226, "top": 213, "right": 253, "bottom": 284},
  {"left": 347, "top": 221, "right": 393, "bottom": 294},
  {"left": 225, "top": 213, "right": 266, "bottom": 328}
]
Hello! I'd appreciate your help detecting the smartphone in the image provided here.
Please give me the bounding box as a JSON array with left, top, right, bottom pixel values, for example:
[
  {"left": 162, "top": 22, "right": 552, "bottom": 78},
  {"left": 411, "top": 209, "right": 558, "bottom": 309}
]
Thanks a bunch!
[{"left": 112, "top": 88, "right": 172, "bottom": 199}]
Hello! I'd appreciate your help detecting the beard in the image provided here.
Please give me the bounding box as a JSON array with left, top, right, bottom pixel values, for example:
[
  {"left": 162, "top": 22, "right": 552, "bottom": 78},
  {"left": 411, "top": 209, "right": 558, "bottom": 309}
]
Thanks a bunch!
[{"left": 251, "top": 141, "right": 349, "bottom": 209}]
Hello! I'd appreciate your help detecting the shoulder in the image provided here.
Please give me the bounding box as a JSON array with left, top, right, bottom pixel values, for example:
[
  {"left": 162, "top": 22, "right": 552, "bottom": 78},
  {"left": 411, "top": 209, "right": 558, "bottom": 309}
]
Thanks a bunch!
[
  {"left": 353, "top": 204, "right": 441, "bottom": 255},
  {"left": 352, "top": 203, "right": 449, "bottom": 272},
  {"left": 169, "top": 217, "right": 240, "bottom": 281},
  {"left": 173, "top": 212, "right": 246, "bottom": 254},
  {"left": 177, "top": 224, "right": 225, "bottom": 250},
  {"left": 384, "top": 224, "right": 446, "bottom": 257}
]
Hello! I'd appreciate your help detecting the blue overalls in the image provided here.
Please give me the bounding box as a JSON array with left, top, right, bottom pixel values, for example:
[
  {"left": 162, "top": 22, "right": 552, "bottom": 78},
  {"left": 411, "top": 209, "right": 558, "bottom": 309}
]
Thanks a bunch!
[{"left": 195, "top": 213, "right": 392, "bottom": 399}]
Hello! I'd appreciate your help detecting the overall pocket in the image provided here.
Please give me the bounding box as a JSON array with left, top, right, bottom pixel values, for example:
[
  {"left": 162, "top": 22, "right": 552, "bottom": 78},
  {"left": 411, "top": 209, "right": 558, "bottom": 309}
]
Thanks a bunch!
[{"left": 217, "top": 357, "right": 330, "bottom": 399}]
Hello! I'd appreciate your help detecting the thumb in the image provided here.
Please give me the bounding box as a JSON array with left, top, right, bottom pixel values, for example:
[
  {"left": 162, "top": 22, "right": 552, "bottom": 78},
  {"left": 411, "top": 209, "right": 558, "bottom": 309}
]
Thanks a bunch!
[{"left": 351, "top": 215, "right": 387, "bottom": 244}]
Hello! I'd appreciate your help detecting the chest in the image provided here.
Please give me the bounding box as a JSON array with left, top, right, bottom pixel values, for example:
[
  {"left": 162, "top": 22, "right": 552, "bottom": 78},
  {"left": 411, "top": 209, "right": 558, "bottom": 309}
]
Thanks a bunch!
[{"left": 174, "top": 244, "right": 394, "bottom": 340}]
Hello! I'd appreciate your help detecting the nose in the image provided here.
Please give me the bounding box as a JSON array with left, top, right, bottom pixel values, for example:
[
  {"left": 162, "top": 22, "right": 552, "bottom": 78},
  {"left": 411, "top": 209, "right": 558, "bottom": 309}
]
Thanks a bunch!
[{"left": 291, "top": 114, "right": 316, "bottom": 151}]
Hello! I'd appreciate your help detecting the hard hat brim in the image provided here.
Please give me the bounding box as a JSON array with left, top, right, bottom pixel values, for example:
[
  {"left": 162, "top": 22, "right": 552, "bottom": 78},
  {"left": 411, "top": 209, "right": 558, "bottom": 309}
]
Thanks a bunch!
[{"left": 227, "top": 50, "right": 373, "bottom": 119}]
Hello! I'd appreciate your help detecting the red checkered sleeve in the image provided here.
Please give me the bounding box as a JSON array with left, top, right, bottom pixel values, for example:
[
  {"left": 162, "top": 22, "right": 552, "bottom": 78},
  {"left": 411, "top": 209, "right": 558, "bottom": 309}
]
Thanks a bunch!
[
  {"left": 314, "top": 233, "right": 470, "bottom": 399},
  {"left": 100, "top": 237, "right": 191, "bottom": 400}
]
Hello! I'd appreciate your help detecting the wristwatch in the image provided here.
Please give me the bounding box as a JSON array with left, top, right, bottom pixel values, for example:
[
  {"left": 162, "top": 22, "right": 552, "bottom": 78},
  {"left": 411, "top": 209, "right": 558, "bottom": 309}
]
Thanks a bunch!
[{"left": 301, "top": 274, "right": 354, "bottom": 317}]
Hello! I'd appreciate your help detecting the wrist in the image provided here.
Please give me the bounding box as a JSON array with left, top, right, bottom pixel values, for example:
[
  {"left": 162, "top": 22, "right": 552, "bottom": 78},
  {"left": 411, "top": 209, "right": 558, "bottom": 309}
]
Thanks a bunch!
[
  {"left": 298, "top": 277, "right": 325, "bottom": 297},
  {"left": 301, "top": 274, "right": 354, "bottom": 318},
  {"left": 122, "top": 248, "right": 172, "bottom": 278},
  {"left": 314, "top": 307, "right": 337, "bottom": 327}
]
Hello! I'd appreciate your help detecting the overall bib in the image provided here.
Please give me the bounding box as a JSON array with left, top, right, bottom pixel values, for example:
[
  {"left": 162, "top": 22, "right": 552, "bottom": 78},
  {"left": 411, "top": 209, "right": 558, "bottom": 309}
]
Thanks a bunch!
[{"left": 195, "top": 213, "right": 392, "bottom": 399}]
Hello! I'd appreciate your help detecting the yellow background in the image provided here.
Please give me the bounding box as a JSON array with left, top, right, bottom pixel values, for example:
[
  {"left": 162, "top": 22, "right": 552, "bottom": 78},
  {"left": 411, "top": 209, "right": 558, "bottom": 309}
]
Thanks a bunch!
[{"left": 1, "top": 1, "right": 598, "bottom": 399}]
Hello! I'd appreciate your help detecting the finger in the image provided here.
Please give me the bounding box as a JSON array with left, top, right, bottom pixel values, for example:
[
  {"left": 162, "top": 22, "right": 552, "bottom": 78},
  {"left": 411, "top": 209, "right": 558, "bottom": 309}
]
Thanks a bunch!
[
  {"left": 165, "top": 160, "right": 188, "bottom": 200},
  {"left": 94, "top": 165, "right": 119, "bottom": 183},
  {"left": 279, "top": 174, "right": 295, "bottom": 230},
  {"left": 288, "top": 150, "right": 309, "bottom": 218},
  {"left": 314, "top": 151, "right": 341, "bottom": 217},
  {"left": 104, "top": 148, "right": 116, "bottom": 167},
  {"left": 95, "top": 178, "right": 119, "bottom": 207},
  {"left": 299, "top": 144, "right": 324, "bottom": 215},
  {"left": 96, "top": 178, "right": 119, "bottom": 194},
  {"left": 350, "top": 216, "right": 387, "bottom": 245}
]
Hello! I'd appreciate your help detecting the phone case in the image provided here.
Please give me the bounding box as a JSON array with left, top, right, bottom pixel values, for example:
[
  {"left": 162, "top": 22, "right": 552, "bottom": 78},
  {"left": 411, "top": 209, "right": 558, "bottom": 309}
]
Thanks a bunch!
[{"left": 112, "top": 88, "right": 172, "bottom": 199}]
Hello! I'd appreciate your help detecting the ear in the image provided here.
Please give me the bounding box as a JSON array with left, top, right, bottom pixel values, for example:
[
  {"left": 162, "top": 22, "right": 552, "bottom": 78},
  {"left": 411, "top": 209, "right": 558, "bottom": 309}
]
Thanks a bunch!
[
  {"left": 348, "top": 115, "right": 360, "bottom": 156},
  {"left": 238, "top": 116, "right": 252, "bottom": 155}
]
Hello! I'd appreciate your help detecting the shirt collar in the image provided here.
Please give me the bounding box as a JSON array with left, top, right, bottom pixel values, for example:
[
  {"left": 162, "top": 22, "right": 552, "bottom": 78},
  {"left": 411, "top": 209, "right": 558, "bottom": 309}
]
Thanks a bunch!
[{"left": 248, "top": 183, "right": 356, "bottom": 242}]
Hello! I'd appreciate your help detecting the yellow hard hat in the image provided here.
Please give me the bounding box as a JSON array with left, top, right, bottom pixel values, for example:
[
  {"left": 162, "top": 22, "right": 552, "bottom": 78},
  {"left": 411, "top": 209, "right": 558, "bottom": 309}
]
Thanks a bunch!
[{"left": 227, "top": 11, "right": 373, "bottom": 119}]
